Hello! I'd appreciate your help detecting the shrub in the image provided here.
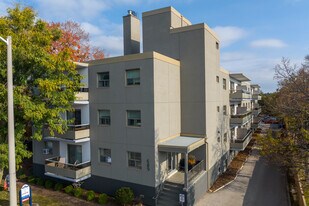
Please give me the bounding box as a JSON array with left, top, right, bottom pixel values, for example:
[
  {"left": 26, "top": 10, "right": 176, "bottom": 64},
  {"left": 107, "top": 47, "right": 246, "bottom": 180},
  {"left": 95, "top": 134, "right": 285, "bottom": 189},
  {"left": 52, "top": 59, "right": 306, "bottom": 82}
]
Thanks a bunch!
[
  {"left": 86, "top": 190, "right": 96, "bottom": 201},
  {"left": 98, "top": 193, "right": 108, "bottom": 205},
  {"left": 54, "top": 183, "right": 64, "bottom": 191},
  {"left": 36, "top": 178, "right": 45, "bottom": 186},
  {"left": 73, "top": 187, "right": 83, "bottom": 198},
  {"left": 44, "top": 179, "right": 54, "bottom": 189},
  {"left": 64, "top": 185, "right": 74, "bottom": 195},
  {"left": 27, "top": 176, "right": 36, "bottom": 184},
  {"left": 115, "top": 187, "right": 134, "bottom": 205}
]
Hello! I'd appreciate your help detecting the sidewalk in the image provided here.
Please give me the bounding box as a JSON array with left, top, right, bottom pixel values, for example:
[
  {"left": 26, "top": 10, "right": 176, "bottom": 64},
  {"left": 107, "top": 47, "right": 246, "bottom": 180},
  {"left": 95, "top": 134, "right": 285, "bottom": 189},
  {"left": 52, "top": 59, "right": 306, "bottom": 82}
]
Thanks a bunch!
[{"left": 196, "top": 148, "right": 289, "bottom": 206}]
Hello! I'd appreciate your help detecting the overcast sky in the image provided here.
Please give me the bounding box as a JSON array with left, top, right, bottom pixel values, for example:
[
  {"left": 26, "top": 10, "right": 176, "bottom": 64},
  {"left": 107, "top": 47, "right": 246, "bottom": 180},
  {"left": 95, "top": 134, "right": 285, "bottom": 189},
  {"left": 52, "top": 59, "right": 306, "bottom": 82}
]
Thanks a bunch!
[{"left": 1, "top": 0, "right": 309, "bottom": 92}]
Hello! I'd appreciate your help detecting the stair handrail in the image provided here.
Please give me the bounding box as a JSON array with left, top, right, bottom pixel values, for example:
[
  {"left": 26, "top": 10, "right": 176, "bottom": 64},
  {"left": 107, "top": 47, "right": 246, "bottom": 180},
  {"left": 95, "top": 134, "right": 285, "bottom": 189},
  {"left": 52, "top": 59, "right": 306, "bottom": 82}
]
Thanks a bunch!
[{"left": 153, "top": 170, "right": 168, "bottom": 201}]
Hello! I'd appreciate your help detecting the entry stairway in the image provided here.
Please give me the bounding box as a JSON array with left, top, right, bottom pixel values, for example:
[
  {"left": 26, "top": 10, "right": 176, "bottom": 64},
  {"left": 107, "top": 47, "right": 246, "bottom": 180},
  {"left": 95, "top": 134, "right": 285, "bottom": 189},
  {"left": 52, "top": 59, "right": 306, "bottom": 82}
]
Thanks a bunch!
[{"left": 157, "top": 181, "right": 184, "bottom": 206}]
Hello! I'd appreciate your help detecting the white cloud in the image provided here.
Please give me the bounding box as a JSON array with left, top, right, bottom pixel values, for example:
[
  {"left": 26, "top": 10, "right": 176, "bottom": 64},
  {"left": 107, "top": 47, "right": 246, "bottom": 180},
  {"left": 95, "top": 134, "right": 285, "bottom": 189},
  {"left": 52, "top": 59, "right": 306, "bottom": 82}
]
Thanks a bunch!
[
  {"left": 91, "top": 35, "right": 123, "bottom": 57},
  {"left": 81, "top": 22, "right": 102, "bottom": 36},
  {"left": 212, "top": 26, "right": 247, "bottom": 47},
  {"left": 221, "top": 52, "right": 280, "bottom": 92},
  {"left": 250, "top": 39, "right": 287, "bottom": 48},
  {"left": 37, "top": 0, "right": 110, "bottom": 21}
]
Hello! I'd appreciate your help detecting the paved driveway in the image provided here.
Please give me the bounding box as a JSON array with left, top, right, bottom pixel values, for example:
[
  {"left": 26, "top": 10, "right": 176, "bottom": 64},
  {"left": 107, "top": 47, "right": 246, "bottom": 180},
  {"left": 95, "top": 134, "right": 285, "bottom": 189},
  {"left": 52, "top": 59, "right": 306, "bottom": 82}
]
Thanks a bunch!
[{"left": 196, "top": 149, "right": 290, "bottom": 206}]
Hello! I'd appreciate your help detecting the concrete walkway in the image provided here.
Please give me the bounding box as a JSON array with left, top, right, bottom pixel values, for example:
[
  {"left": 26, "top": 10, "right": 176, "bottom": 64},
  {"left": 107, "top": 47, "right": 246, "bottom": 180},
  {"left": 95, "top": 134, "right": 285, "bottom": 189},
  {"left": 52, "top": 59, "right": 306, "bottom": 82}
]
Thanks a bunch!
[{"left": 196, "top": 148, "right": 290, "bottom": 206}]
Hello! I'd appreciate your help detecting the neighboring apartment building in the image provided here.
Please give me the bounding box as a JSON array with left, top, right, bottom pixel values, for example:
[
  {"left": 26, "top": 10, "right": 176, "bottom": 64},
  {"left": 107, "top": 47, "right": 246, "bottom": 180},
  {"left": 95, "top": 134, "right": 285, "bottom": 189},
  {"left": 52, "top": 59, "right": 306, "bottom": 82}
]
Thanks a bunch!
[
  {"left": 33, "top": 62, "right": 91, "bottom": 182},
  {"left": 32, "top": 7, "right": 262, "bottom": 206}
]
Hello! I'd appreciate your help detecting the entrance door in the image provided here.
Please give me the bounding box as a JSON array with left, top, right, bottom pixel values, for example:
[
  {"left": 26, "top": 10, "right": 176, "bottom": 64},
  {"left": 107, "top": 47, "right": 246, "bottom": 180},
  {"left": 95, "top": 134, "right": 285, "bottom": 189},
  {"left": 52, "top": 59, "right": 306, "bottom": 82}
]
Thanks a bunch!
[
  {"left": 167, "top": 152, "right": 177, "bottom": 173},
  {"left": 68, "top": 144, "right": 82, "bottom": 164}
]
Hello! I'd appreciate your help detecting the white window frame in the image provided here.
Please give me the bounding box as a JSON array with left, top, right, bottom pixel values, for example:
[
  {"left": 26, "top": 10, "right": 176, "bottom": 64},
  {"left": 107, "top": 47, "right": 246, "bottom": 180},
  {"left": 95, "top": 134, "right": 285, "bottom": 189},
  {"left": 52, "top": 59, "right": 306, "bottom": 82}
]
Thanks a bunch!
[
  {"left": 126, "top": 69, "right": 140, "bottom": 86},
  {"left": 127, "top": 110, "right": 141, "bottom": 127},
  {"left": 128, "top": 151, "right": 142, "bottom": 169},
  {"left": 99, "top": 148, "right": 112, "bottom": 164},
  {"left": 98, "top": 110, "right": 111, "bottom": 125},
  {"left": 98, "top": 72, "right": 109, "bottom": 87}
]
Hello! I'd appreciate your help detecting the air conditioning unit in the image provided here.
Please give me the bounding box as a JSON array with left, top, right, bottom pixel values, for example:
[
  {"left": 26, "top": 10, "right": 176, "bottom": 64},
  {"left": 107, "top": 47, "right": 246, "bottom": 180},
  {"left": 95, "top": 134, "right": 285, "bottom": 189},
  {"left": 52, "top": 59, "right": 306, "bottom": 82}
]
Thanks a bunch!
[{"left": 42, "top": 148, "right": 50, "bottom": 155}]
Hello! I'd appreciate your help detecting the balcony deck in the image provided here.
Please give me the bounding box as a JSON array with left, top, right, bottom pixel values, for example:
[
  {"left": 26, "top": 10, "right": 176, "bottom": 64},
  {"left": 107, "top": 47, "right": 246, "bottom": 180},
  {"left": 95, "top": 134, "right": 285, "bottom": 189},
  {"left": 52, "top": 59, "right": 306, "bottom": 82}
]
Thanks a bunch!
[{"left": 45, "top": 156, "right": 91, "bottom": 182}]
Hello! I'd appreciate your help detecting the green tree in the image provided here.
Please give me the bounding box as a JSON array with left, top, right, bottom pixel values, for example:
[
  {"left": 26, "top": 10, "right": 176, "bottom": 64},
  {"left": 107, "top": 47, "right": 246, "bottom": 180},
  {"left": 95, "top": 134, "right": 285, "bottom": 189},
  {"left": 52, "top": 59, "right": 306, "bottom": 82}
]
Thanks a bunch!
[
  {"left": 0, "top": 5, "right": 81, "bottom": 181},
  {"left": 258, "top": 56, "right": 309, "bottom": 181}
]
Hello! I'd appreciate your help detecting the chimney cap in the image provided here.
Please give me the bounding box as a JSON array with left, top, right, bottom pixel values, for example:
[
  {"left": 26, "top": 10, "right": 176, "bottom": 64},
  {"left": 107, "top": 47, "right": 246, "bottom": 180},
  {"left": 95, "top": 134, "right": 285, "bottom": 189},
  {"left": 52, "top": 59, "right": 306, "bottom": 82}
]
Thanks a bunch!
[{"left": 127, "top": 10, "right": 137, "bottom": 17}]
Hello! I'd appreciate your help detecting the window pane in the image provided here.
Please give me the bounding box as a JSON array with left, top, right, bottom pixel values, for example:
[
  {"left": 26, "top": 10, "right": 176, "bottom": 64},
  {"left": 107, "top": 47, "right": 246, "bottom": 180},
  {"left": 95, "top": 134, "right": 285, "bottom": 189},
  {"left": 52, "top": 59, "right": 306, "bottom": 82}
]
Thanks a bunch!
[
  {"left": 127, "top": 111, "right": 140, "bottom": 119},
  {"left": 127, "top": 70, "right": 139, "bottom": 78}
]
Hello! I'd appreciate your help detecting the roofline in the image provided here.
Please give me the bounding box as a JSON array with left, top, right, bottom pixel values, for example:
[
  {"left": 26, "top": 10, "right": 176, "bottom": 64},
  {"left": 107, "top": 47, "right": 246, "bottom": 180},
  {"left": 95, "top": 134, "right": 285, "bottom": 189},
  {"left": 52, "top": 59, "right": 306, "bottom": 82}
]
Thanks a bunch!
[
  {"left": 230, "top": 73, "right": 251, "bottom": 82},
  {"left": 88, "top": 51, "right": 180, "bottom": 66},
  {"left": 142, "top": 6, "right": 192, "bottom": 26}
]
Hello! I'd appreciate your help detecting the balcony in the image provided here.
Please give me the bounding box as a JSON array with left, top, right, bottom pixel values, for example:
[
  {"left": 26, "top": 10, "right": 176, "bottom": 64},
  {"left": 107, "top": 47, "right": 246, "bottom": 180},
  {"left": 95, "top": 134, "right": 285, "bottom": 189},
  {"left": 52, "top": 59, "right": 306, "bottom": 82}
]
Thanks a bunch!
[
  {"left": 252, "top": 117, "right": 262, "bottom": 129},
  {"left": 44, "top": 124, "right": 90, "bottom": 140},
  {"left": 230, "top": 87, "right": 251, "bottom": 101},
  {"left": 231, "top": 107, "right": 252, "bottom": 125},
  {"left": 75, "top": 88, "right": 89, "bottom": 101},
  {"left": 45, "top": 156, "right": 91, "bottom": 182},
  {"left": 230, "top": 129, "right": 253, "bottom": 151},
  {"left": 252, "top": 93, "right": 262, "bottom": 100},
  {"left": 252, "top": 108, "right": 262, "bottom": 116}
]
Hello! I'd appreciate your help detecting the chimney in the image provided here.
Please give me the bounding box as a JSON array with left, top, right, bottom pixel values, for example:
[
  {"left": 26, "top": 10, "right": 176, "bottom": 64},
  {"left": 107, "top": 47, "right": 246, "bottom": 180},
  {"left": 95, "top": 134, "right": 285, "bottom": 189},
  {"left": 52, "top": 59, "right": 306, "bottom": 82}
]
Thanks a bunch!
[{"left": 123, "top": 10, "right": 140, "bottom": 55}]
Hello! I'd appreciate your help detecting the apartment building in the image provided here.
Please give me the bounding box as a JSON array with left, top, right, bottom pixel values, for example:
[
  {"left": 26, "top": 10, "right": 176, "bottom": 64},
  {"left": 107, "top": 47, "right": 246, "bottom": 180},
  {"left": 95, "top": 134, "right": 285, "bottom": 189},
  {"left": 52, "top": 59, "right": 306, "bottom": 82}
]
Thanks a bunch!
[
  {"left": 33, "top": 62, "right": 91, "bottom": 182},
  {"left": 32, "top": 6, "right": 261, "bottom": 206}
]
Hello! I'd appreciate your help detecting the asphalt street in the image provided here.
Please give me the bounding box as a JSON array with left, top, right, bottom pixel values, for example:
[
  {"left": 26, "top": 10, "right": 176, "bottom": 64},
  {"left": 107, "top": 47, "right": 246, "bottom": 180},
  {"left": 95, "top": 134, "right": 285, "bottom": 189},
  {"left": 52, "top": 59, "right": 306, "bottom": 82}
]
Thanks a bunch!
[{"left": 196, "top": 148, "right": 290, "bottom": 206}]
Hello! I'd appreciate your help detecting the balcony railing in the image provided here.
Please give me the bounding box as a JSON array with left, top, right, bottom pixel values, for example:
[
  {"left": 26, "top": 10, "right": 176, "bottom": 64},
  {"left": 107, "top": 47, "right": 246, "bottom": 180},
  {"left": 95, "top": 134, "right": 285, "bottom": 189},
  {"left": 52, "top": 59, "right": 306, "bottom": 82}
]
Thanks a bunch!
[
  {"left": 44, "top": 124, "right": 90, "bottom": 140},
  {"left": 188, "top": 160, "right": 205, "bottom": 184},
  {"left": 230, "top": 129, "right": 253, "bottom": 151},
  {"left": 230, "top": 90, "right": 251, "bottom": 101},
  {"left": 231, "top": 112, "right": 252, "bottom": 125},
  {"left": 75, "top": 88, "right": 89, "bottom": 101},
  {"left": 45, "top": 156, "right": 91, "bottom": 180}
]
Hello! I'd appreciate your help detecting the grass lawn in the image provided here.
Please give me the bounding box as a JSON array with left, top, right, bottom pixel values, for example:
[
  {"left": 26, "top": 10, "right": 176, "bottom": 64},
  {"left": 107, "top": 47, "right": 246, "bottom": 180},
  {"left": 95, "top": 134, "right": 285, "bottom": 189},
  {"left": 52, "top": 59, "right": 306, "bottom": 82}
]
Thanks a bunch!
[{"left": 0, "top": 187, "right": 72, "bottom": 206}]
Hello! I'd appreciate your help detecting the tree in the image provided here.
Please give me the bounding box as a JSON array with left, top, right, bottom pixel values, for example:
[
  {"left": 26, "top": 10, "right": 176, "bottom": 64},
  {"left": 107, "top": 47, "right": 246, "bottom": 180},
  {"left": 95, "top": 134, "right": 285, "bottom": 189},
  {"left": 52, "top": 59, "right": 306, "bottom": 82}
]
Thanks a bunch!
[
  {"left": 257, "top": 56, "right": 309, "bottom": 182},
  {"left": 0, "top": 5, "right": 81, "bottom": 181},
  {"left": 49, "top": 21, "right": 105, "bottom": 62}
]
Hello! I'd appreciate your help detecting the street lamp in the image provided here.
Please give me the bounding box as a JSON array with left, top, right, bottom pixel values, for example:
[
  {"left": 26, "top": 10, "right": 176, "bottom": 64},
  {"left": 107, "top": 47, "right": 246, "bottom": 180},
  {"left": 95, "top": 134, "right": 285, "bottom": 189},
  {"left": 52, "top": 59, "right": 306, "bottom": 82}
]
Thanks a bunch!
[{"left": 0, "top": 36, "right": 17, "bottom": 206}]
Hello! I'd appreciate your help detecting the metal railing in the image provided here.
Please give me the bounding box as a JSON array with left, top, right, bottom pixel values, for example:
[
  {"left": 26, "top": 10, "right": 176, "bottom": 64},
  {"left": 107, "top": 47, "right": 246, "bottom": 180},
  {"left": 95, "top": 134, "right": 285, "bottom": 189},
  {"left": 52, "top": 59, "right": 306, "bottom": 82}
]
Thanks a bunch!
[
  {"left": 67, "top": 124, "right": 90, "bottom": 131},
  {"left": 232, "top": 129, "right": 253, "bottom": 143},
  {"left": 45, "top": 156, "right": 91, "bottom": 171},
  {"left": 78, "top": 87, "right": 89, "bottom": 92},
  {"left": 153, "top": 171, "right": 168, "bottom": 203},
  {"left": 188, "top": 160, "right": 205, "bottom": 183}
]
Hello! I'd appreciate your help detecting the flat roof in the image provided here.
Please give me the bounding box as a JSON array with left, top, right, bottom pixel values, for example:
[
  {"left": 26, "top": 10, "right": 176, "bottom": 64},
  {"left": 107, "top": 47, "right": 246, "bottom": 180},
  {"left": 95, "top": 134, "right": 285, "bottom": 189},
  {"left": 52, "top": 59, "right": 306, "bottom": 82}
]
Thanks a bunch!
[
  {"left": 230, "top": 73, "right": 251, "bottom": 82},
  {"left": 251, "top": 84, "right": 260, "bottom": 88},
  {"left": 158, "top": 136, "right": 205, "bottom": 153},
  {"left": 88, "top": 51, "right": 180, "bottom": 67},
  {"left": 142, "top": 6, "right": 192, "bottom": 26}
]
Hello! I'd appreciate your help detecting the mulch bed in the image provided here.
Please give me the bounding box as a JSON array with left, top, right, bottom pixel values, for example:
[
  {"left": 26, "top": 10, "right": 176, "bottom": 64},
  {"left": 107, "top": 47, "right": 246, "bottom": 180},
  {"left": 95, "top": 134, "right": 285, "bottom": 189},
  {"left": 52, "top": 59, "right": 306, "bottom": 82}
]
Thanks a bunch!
[{"left": 209, "top": 135, "right": 257, "bottom": 192}]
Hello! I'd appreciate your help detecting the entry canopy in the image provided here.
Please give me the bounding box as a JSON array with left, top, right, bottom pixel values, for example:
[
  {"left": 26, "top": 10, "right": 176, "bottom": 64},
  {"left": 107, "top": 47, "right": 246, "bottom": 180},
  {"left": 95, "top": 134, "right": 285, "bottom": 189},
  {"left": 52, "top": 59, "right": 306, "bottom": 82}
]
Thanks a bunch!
[{"left": 158, "top": 136, "right": 206, "bottom": 153}]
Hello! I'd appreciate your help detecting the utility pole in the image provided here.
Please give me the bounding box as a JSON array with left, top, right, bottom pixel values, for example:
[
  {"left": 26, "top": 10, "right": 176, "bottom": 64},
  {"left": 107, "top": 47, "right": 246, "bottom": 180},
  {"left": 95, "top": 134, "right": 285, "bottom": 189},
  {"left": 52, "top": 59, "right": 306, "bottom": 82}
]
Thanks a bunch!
[{"left": 0, "top": 36, "right": 17, "bottom": 206}]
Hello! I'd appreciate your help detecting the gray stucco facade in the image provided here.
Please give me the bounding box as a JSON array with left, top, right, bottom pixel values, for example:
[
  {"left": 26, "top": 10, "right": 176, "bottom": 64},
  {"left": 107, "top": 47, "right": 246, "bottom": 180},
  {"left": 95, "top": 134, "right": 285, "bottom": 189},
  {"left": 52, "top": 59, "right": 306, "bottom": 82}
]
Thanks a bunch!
[{"left": 32, "top": 6, "right": 261, "bottom": 206}]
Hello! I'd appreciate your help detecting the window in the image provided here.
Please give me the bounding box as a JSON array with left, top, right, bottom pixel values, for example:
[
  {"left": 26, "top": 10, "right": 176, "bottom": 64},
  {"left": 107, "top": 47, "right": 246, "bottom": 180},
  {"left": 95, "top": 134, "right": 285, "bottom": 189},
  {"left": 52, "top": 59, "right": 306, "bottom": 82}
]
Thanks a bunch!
[
  {"left": 128, "top": 151, "right": 141, "bottom": 169},
  {"left": 127, "top": 110, "right": 141, "bottom": 127},
  {"left": 223, "top": 78, "right": 227, "bottom": 90},
  {"left": 44, "top": 141, "right": 53, "bottom": 154},
  {"left": 98, "top": 72, "right": 109, "bottom": 87},
  {"left": 126, "top": 69, "right": 140, "bottom": 85},
  {"left": 216, "top": 42, "right": 219, "bottom": 49},
  {"left": 223, "top": 105, "right": 227, "bottom": 115},
  {"left": 216, "top": 76, "right": 219, "bottom": 83},
  {"left": 68, "top": 144, "right": 82, "bottom": 164},
  {"left": 99, "top": 148, "right": 111, "bottom": 164},
  {"left": 217, "top": 106, "right": 220, "bottom": 112},
  {"left": 98, "top": 110, "right": 110, "bottom": 125}
]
